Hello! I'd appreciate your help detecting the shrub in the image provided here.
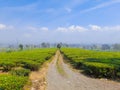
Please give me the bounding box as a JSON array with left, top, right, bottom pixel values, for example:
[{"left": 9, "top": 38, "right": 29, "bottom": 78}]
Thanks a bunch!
[
  {"left": 1, "top": 62, "right": 15, "bottom": 72},
  {"left": 22, "top": 61, "right": 40, "bottom": 71},
  {"left": 117, "top": 72, "right": 120, "bottom": 77},
  {"left": 82, "top": 62, "right": 117, "bottom": 78},
  {"left": 10, "top": 68, "right": 30, "bottom": 76},
  {"left": 0, "top": 48, "right": 56, "bottom": 89},
  {"left": 0, "top": 75, "right": 28, "bottom": 90},
  {"left": 61, "top": 48, "right": 120, "bottom": 79}
]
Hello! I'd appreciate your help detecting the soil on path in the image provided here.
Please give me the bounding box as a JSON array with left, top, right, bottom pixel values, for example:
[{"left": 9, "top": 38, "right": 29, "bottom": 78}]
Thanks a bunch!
[{"left": 46, "top": 51, "right": 120, "bottom": 90}]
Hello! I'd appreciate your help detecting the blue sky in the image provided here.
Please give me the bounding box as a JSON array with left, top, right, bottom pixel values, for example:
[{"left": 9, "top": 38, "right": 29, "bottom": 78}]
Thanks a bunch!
[{"left": 0, "top": 0, "right": 120, "bottom": 44}]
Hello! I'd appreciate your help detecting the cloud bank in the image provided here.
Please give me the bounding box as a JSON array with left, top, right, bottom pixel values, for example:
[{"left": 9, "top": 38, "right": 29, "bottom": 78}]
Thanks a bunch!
[
  {"left": 0, "top": 24, "right": 14, "bottom": 30},
  {"left": 0, "top": 23, "right": 120, "bottom": 44}
]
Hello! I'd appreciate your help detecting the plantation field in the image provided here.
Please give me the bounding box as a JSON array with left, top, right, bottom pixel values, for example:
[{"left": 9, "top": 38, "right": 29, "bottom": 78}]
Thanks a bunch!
[
  {"left": 61, "top": 48, "right": 120, "bottom": 79},
  {"left": 0, "top": 48, "right": 56, "bottom": 90}
]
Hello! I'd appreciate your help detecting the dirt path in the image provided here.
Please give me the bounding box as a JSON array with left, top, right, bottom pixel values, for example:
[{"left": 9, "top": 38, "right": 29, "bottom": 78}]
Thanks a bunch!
[
  {"left": 28, "top": 57, "right": 53, "bottom": 90},
  {"left": 46, "top": 51, "right": 120, "bottom": 90}
]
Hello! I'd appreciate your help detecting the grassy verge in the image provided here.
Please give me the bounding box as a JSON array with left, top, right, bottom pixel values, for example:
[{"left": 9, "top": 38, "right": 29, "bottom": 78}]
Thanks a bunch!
[
  {"left": 25, "top": 54, "right": 55, "bottom": 90},
  {"left": 56, "top": 53, "right": 67, "bottom": 77}
]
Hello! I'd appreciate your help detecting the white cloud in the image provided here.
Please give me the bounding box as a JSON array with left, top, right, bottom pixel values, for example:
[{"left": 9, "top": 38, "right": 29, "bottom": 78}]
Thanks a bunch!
[
  {"left": 89, "top": 24, "right": 101, "bottom": 31},
  {"left": 0, "top": 24, "right": 14, "bottom": 30},
  {"left": 40, "top": 27, "right": 48, "bottom": 31},
  {"left": 56, "top": 25, "right": 120, "bottom": 32},
  {"left": 80, "top": 0, "right": 120, "bottom": 13},
  {"left": 56, "top": 27, "right": 68, "bottom": 32},
  {"left": 56, "top": 25, "right": 87, "bottom": 32},
  {"left": 27, "top": 26, "right": 49, "bottom": 32},
  {"left": 103, "top": 25, "right": 120, "bottom": 31},
  {"left": 27, "top": 25, "right": 120, "bottom": 34},
  {"left": 69, "top": 25, "right": 76, "bottom": 31},
  {"left": 89, "top": 24, "right": 120, "bottom": 31},
  {"left": 0, "top": 24, "right": 6, "bottom": 30},
  {"left": 76, "top": 25, "right": 87, "bottom": 32}
]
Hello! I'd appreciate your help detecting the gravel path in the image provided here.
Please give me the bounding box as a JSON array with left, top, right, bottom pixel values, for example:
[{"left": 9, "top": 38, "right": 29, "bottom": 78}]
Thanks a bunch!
[{"left": 46, "top": 51, "right": 120, "bottom": 90}]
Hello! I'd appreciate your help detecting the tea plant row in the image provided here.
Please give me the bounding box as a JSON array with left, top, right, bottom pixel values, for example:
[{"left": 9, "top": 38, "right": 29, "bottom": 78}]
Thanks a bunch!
[
  {"left": 0, "top": 48, "right": 56, "bottom": 90},
  {"left": 61, "top": 48, "right": 120, "bottom": 79}
]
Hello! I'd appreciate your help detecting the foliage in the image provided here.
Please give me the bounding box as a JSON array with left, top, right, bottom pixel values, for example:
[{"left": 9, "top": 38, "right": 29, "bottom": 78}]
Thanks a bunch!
[
  {"left": 0, "top": 74, "right": 28, "bottom": 90},
  {"left": 0, "top": 62, "right": 15, "bottom": 72},
  {"left": 57, "top": 44, "right": 62, "bottom": 49},
  {"left": 0, "top": 48, "right": 56, "bottom": 72},
  {"left": 0, "top": 48, "right": 56, "bottom": 90},
  {"left": 19, "top": 44, "right": 23, "bottom": 50},
  {"left": 10, "top": 68, "right": 30, "bottom": 76},
  {"left": 61, "top": 48, "right": 120, "bottom": 79}
]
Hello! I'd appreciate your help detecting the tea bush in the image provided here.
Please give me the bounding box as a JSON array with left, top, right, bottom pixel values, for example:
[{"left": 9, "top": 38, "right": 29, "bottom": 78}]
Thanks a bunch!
[
  {"left": 0, "top": 48, "right": 56, "bottom": 90},
  {"left": 0, "top": 74, "right": 28, "bottom": 90},
  {"left": 10, "top": 68, "right": 30, "bottom": 76},
  {"left": 61, "top": 48, "right": 120, "bottom": 79}
]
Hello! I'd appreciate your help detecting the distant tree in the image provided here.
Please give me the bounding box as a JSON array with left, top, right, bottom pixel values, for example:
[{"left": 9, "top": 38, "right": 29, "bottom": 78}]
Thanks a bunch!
[
  {"left": 33, "top": 45, "right": 37, "bottom": 48},
  {"left": 64, "top": 44, "right": 69, "bottom": 47},
  {"left": 41, "top": 43, "right": 46, "bottom": 48},
  {"left": 41, "top": 42, "right": 50, "bottom": 48},
  {"left": 91, "top": 44, "right": 98, "bottom": 50},
  {"left": 46, "top": 43, "right": 50, "bottom": 48},
  {"left": 57, "top": 43, "right": 62, "bottom": 49},
  {"left": 25, "top": 45, "right": 29, "bottom": 48},
  {"left": 101, "top": 44, "right": 110, "bottom": 50},
  {"left": 19, "top": 44, "right": 23, "bottom": 50},
  {"left": 113, "top": 44, "right": 120, "bottom": 50}
]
